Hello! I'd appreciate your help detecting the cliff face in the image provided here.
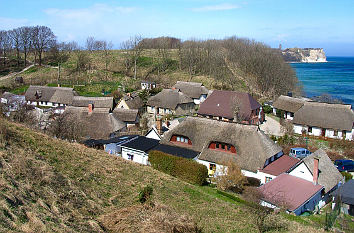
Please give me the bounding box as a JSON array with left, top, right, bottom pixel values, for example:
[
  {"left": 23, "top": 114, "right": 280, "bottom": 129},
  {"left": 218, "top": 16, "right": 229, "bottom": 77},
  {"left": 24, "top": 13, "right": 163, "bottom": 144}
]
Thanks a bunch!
[{"left": 282, "top": 48, "right": 327, "bottom": 63}]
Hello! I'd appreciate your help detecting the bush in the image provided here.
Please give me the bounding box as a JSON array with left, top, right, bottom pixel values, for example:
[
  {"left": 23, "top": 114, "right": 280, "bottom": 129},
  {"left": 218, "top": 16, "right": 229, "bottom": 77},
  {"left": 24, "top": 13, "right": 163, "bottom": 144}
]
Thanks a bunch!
[
  {"left": 214, "top": 161, "right": 247, "bottom": 193},
  {"left": 149, "top": 150, "right": 208, "bottom": 186},
  {"left": 341, "top": 172, "right": 353, "bottom": 182},
  {"left": 262, "top": 105, "right": 272, "bottom": 114},
  {"left": 138, "top": 185, "right": 153, "bottom": 203}
]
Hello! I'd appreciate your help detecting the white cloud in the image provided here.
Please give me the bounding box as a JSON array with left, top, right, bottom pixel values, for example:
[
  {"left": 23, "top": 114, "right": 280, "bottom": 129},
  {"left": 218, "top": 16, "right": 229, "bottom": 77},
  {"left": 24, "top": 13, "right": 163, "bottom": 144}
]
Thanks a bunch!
[
  {"left": 0, "top": 17, "right": 30, "bottom": 30},
  {"left": 192, "top": 3, "right": 240, "bottom": 12}
]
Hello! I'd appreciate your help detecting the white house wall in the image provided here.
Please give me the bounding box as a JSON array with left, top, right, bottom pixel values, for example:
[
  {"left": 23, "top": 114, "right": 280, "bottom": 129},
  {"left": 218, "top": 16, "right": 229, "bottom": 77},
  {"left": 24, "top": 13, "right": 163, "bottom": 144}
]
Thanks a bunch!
[
  {"left": 121, "top": 147, "right": 149, "bottom": 165},
  {"left": 256, "top": 171, "right": 276, "bottom": 185},
  {"left": 196, "top": 159, "right": 225, "bottom": 176},
  {"left": 288, "top": 163, "right": 313, "bottom": 182},
  {"left": 294, "top": 124, "right": 353, "bottom": 140},
  {"left": 117, "top": 100, "right": 129, "bottom": 109}
]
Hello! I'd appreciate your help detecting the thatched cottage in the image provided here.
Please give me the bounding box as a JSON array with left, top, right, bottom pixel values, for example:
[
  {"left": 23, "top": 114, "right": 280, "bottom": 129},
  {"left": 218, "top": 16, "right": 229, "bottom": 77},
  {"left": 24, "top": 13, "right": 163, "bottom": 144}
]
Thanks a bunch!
[
  {"left": 72, "top": 96, "right": 114, "bottom": 111},
  {"left": 64, "top": 106, "right": 126, "bottom": 139},
  {"left": 198, "top": 90, "right": 264, "bottom": 125},
  {"left": 147, "top": 89, "right": 195, "bottom": 116},
  {"left": 172, "top": 81, "right": 209, "bottom": 105},
  {"left": 25, "top": 85, "right": 76, "bottom": 107},
  {"left": 293, "top": 102, "right": 354, "bottom": 140},
  {"left": 116, "top": 92, "right": 144, "bottom": 112},
  {"left": 272, "top": 95, "right": 306, "bottom": 120},
  {"left": 161, "top": 117, "right": 282, "bottom": 177}
]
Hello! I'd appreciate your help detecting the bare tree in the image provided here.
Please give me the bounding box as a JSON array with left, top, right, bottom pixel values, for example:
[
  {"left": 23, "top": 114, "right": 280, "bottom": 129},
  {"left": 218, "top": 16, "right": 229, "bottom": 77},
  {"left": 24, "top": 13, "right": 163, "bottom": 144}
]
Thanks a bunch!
[
  {"left": 19, "top": 26, "right": 32, "bottom": 66},
  {"left": 9, "top": 28, "right": 22, "bottom": 67},
  {"left": 86, "top": 36, "right": 96, "bottom": 52},
  {"left": 120, "top": 35, "right": 144, "bottom": 78},
  {"left": 102, "top": 40, "right": 113, "bottom": 80},
  {"left": 0, "top": 30, "right": 12, "bottom": 66},
  {"left": 32, "top": 26, "right": 56, "bottom": 66},
  {"left": 48, "top": 112, "right": 85, "bottom": 141}
]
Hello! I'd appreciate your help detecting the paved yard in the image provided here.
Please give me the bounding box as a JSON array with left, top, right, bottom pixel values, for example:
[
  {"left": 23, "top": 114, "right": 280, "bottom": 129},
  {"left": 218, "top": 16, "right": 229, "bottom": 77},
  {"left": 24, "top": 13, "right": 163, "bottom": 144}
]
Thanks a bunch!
[{"left": 260, "top": 115, "right": 284, "bottom": 137}]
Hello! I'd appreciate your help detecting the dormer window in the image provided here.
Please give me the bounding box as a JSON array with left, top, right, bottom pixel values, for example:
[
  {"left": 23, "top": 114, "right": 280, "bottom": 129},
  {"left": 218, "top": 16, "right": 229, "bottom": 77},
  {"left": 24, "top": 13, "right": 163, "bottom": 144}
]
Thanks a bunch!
[
  {"left": 35, "top": 90, "right": 42, "bottom": 99},
  {"left": 208, "top": 141, "right": 236, "bottom": 154},
  {"left": 170, "top": 135, "right": 192, "bottom": 145}
]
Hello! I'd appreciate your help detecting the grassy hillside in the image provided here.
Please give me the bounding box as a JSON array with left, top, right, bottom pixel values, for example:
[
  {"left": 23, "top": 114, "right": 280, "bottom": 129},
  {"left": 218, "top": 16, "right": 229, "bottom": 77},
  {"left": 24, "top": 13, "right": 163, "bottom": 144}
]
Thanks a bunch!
[{"left": 0, "top": 119, "right": 341, "bottom": 232}]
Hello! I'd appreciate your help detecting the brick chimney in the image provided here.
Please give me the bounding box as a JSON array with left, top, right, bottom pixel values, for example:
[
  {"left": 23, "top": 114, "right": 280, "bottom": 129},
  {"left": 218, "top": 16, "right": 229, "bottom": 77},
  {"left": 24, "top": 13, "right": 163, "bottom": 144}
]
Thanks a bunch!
[
  {"left": 156, "top": 116, "right": 162, "bottom": 135},
  {"left": 88, "top": 104, "right": 93, "bottom": 113},
  {"left": 313, "top": 156, "right": 320, "bottom": 185}
]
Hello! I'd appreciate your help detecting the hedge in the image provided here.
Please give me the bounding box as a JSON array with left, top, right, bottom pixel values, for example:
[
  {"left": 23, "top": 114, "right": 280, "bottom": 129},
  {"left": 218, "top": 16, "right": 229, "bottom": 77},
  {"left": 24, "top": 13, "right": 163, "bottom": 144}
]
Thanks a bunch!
[{"left": 149, "top": 150, "right": 208, "bottom": 186}]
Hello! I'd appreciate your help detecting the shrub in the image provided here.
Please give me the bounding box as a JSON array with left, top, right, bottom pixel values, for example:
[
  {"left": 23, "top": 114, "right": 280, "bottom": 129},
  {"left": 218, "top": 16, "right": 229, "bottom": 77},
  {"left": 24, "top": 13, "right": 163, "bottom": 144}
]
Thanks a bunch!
[
  {"left": 138, "top": 185, "right": 153, "bottom": 204},
  {"left": 149, "top": 150, "right": 208, "bottom": 186},
  {"left": 341, "top": 172, "right": 353, "bottom": 182},
  {"left": 214, "top": 161, "right": 247, "bottom": 193},
  {"left": 262, "top": 105, "right": 272, "bottom": 114}
]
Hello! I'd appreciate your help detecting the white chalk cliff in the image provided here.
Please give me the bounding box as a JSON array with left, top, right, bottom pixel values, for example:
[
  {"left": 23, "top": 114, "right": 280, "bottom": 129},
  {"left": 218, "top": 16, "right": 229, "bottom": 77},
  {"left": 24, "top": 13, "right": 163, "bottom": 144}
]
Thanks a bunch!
[{"left": 282, "top": 48, "right": 327, "bottom": 63}]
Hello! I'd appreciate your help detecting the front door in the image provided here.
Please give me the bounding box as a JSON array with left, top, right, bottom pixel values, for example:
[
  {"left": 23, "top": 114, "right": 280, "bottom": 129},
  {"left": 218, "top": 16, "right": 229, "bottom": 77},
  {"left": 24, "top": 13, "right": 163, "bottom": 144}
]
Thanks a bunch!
[{"left": 321, "top": 128, "right": 326, "bottom": 137}]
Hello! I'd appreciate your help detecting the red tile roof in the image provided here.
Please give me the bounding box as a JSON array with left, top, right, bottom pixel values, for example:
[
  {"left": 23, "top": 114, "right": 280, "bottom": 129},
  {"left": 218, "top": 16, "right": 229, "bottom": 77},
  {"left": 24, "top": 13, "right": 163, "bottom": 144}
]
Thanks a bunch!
[
  {"left": 259, "top": 155, "right": 300, "bottom": 176},
  {"left": 197, "top": 90, "right": 261, "bottom": 120},
  {"left": 258, "top": 174, "right": 323, "bottom": 211}
]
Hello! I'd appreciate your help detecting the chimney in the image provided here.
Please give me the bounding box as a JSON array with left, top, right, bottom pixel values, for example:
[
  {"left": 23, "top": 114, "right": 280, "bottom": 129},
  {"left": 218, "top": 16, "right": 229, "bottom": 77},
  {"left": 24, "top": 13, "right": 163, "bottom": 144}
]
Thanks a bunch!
[
  {"left": 313, "top": 156, "right": 320, "bottom": 185},
  {"left": 156, "top": 115, "right": 162, "bottom": 135},
  {"left": 88, "top": 104, "right": 93, "bottom": 113}
]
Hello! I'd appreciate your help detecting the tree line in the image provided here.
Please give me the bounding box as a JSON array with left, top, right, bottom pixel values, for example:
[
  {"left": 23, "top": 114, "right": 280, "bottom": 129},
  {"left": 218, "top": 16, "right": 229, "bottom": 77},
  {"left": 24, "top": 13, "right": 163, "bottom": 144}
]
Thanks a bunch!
[{"left": 1, "top": 25, "right": 299, "bottom": 97}]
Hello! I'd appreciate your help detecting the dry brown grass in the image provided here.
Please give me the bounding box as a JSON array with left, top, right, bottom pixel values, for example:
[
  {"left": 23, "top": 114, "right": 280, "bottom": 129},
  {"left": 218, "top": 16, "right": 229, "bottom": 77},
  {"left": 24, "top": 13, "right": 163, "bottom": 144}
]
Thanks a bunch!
[{"left": 0, "top": 119, "right": 332, "bottom": 232}]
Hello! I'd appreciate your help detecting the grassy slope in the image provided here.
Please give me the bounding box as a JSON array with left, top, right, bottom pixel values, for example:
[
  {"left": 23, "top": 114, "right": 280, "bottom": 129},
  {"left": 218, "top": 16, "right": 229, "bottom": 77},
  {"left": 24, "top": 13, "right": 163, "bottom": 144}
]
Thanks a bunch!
[
  {"left": 1, "top": 49, "right": 250, "bottom": 95},
  {"left": 0, "top": 119, "right": 328, "bottom": 233}
]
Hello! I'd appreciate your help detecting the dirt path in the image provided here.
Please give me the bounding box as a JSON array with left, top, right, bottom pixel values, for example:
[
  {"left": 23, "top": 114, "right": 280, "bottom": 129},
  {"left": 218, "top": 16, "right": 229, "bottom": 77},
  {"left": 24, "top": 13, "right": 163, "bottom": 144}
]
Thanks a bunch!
[
  {"left": 260, "top": 115, "right": 284, "bottom": 136},
  {"left": 0, "top": 64, "right": 35, "bottom": 82}
]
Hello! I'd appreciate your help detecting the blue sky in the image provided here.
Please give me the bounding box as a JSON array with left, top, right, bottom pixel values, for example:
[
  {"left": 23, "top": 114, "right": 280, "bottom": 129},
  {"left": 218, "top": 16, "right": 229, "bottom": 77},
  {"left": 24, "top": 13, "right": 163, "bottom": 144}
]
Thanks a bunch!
[{"left": 1, "top": 0, "right": 354, "bottom": 56}]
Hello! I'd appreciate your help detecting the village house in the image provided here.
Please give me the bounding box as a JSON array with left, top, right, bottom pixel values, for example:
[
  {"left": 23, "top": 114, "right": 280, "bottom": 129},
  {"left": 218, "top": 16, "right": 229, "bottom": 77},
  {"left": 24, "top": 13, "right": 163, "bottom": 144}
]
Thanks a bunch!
[
  {"left": 160, "top": 117, "right": 283, "bottom": 177},
  {"left": 72, "top": 96, "right": 114, "bottom": 111},
  {"left": 257, "top": 155, "right": 300, "bottom": 184},
  {"left": 113, "top": 108, "right": 139, "bottom": 128},
  {"left": 121, "top": 136, "right": 160, "bottom": 165},
  {"left": 287, "top": 149, "right": 344, "bottom": 207},
  {"left": 332, "top": 179, "right": 354, "bottom": 216},
  {"left": 272, "top": 95, "right": 306, "bottom": 120},
  {"left": 64, "top": 106, "right": 126, "bottom": 139},
  {"left": 197, "top": 90, "right": 264, "bottom": 125},
  {"left": 172, "top": 81, "right": 209, "bottom": 105},
  {"left": 259, "top": 173, "right": 324, "bottom": 215},
  {"left": 141, "top": 80, "right": 156, "bottom": 90},
  {"left": 84, "top": 135, "right": 139, "bottom": 155},
  {"left": 147, "top": 89, "right": 195, "bottom": 116},
  {"left": 116, "top": 92, "right": 144, "bottom": 112},
  {"left": 25, "top": 85, "right": 76, "bottom": 107},
  {"left": 1, "top": 92, "right": 26, "bottom": 113},
  {"left": 292, "top": 102, "right": 354, "bottom": 140}
]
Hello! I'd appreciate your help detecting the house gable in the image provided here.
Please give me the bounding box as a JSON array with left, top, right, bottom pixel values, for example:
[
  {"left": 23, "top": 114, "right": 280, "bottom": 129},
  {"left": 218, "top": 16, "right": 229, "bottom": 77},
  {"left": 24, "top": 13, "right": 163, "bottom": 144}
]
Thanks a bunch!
[{"left": 288, "top": 162, "right": 313, "bottom": 182}]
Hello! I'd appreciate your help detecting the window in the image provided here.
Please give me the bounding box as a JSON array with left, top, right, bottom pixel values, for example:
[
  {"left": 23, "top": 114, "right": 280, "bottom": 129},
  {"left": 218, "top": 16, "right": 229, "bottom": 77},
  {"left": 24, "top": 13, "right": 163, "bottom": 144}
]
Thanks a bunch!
[
  {"left": 334, "top": 130, "right": 338, "bottom": 136},
  {"left": 171, "top": 135, "right": 191, "bottom": 145},
  {"left": 128, "top": 154, "right": 134, "bottom": 160},
  {"left": 290, "top": 112, "right": 294, "bottom": 117},
  {"left": 209, "top": 163, "right": 216, "bottom": 171},
  {"left": 209, "top": 142, "right": 236, "bottom": 154},
  {"left": 308, "top": 127, "right": 312, "bottom": 133},
  {"left": 265, "top": 177, "right": 272, "bottom": 183}
]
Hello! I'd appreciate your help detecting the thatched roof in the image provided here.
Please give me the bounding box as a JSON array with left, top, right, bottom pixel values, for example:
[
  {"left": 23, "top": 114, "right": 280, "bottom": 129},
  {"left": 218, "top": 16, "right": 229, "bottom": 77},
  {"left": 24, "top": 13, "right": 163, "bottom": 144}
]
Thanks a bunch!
[
  {"left": 161, "top": 117, "right": 282, "bottom": 172},
  {"left": 198, "top": 90, "right": 261, "bottom": 120},
  {"left": 273, "top": 95, "right": 306, "bottom": 113},
  {"left": 72, "top": 96, "right": 113, "bottom": 109},
  {"left": 25, "top": 85, "right": 75, "bottom": 105},
  {"left": 302, "top": 149, "right": 343, "bottom": 193},
  {"left": 147, "top": 89, "right": 194, "bottom": 109},
  {"left": 122, "top": 92, "right": 143, "bottom": 109},
  {"left": 113, "top": 108, "right": 139, "bottom": 122},
  {"left": 293, "top": 102, "right": 354, "bottom": 131},
  {"left": 65, "top": 106, "right": 126, "bottom": 139},
  {"left": 173, "top": 81, "right": 209, "bottom": 99}
]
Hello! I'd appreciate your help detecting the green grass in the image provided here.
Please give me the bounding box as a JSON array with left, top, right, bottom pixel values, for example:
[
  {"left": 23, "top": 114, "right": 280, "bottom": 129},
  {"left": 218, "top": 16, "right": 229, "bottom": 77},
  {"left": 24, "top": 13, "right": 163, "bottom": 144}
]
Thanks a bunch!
[
  {"left": 73, "top": 81, "right": 122, "bottom": 97},
  {"left": 23, "top": 66, "right": 38, "bottom": 74},
  {"left": 10, "top": 85, "right": 29, "bottom": 95}
]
